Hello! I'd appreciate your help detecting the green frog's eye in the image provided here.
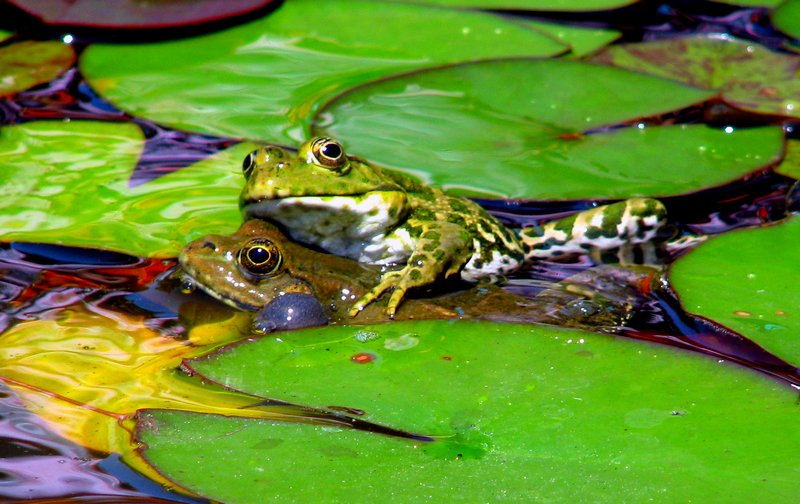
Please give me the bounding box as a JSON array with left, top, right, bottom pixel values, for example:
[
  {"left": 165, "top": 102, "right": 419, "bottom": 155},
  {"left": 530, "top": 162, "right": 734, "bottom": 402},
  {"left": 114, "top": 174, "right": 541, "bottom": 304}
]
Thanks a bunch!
[
  {"left": 311, "top": 138, "right": 347, "bottom": 170},
  {"left": 242, "top": 150, "right": 258, "bottom": 178},
  {"left": 238, "top": 239, "right": 282, "bottom": 277}
]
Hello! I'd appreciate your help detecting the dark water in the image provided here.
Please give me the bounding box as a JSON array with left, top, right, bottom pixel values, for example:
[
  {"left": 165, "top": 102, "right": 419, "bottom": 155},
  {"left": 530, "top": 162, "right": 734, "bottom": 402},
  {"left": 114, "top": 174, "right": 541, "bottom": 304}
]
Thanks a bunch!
[{"left": 1, "top": 1, "right": 799, "bottom": 501}]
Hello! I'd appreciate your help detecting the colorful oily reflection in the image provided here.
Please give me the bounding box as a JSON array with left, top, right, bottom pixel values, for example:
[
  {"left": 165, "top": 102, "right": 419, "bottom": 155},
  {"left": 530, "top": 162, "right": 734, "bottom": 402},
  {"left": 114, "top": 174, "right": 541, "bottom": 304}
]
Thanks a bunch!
[{"left": 0, "top": 300, "right": 322, "bottom": 489}]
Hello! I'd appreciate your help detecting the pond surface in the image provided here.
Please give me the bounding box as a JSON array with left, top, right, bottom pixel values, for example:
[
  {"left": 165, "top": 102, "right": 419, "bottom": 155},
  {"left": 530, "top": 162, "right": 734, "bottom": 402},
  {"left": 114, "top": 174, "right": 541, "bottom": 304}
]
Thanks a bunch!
[{"left": 1, "top": 0, "right": 799, "bottom": 502}]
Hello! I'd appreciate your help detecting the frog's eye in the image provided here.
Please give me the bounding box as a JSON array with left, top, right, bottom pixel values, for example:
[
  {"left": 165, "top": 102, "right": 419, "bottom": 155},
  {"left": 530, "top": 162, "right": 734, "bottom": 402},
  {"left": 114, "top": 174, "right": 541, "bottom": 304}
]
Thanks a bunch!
[
  {"left": 242, "top": 150, "right": 258, "bottom": 178},
  {"left": 238, "top": 239, "right": 282, "bottom": 277},
  {"left": 311, "top": 138, "right": 347, "bottom": 170}
]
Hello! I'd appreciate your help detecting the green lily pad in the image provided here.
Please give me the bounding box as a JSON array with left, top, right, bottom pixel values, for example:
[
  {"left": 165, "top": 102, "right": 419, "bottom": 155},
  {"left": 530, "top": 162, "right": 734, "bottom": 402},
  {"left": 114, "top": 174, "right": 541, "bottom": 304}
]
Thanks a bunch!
[
  {"left": 140, "top": 321, "right": 800, "bottom": 502},
  {"left": 522, "top": 19, "right": 620, "bottom": 56},
  {"left": 589, "top": 35, "right": 800, "bottom": 119},
  {"left": 773, "top": 0, "right": 800, "bottom": 41},
  {"left": 80, "top": 0, "right": 565, "bottom": 145},
  {"left": 314, "top": 58, "right": 780, "bottom": 199},
  {"left": 0, "top": 40, "right": 75, "bottom": 97},
  {"left": 671, "top": 217, "right": 800, "bottom": 366},
  {"left": 718, "top": 0, "right": 783, "bottom": 6},
  {"left": 0, "top": 120, "right": 249, "bottom": 257},
  {"left": 775, "top": 139, "right": 800, "bottom": 179},
  {"left": 386, "top": 0, "right": 637, "bottom": 11}
]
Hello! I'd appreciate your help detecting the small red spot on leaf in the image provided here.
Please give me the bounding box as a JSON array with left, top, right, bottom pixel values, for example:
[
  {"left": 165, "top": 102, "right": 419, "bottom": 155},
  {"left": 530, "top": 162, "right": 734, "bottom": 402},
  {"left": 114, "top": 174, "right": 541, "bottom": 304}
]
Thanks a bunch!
[
  {"left": 351, "top": 352, "right": 375, "bottom": 364},
  {"left": 442, "top": 356, "right": 452, "bottom": 361}
]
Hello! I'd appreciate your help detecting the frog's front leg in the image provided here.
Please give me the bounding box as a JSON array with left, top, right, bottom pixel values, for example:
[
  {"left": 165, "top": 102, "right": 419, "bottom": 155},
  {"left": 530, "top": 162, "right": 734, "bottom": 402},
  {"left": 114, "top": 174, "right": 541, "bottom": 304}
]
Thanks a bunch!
[{"left": 349, "top": 221, "right": 472, "bottom": 317}]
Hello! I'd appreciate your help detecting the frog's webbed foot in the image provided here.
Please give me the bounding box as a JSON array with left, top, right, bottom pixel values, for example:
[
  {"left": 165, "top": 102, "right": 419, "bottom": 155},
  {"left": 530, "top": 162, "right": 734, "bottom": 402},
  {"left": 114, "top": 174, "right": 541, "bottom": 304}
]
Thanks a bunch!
[
  {"left": 348, "top": 269, "right": 413, "bottom": 318},
  {"left": 349, "top": 220, "right": 473, "bottom": 318}
]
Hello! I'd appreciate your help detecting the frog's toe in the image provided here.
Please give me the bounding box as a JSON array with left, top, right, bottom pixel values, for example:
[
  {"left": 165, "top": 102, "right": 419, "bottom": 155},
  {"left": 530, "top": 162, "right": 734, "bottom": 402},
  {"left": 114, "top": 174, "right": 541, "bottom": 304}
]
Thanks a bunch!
[{"left": 349, "top": 273, "right": 401, "bottom": 317}]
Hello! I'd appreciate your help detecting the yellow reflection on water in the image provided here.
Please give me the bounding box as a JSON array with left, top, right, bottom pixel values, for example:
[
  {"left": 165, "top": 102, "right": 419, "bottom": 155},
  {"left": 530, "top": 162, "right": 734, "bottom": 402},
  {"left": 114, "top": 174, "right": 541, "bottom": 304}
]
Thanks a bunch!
[{"left": 0, "top": 302, "right": 301, "bottom": 489}]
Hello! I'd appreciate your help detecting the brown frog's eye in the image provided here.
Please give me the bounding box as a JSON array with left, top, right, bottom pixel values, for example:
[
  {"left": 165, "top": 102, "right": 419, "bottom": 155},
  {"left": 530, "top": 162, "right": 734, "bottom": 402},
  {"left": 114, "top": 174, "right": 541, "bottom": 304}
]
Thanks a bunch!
[
  {"left": 242, "top": 150, "right": 258, "bottom": 178},
  {"left": 238, "top": 239, "right": 282, "bottom": 277},
  {"left": 311, "top": 137, "right": 347, "bottom": 170}
]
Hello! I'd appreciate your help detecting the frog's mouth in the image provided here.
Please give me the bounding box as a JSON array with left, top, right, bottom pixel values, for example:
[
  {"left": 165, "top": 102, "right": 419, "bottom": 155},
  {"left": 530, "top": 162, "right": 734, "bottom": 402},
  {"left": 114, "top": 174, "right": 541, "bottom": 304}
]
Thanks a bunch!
[{"left": 177, "top": 268, "right": 259, "bottom": 312}]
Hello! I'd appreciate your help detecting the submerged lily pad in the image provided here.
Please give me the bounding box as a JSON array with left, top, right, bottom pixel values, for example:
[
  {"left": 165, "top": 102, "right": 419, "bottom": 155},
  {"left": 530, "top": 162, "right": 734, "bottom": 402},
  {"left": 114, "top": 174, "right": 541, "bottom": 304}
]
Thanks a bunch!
[
  {"left": 314, "top": 58, "right": 780, "bottom": 199},
  {"left": 7, "top": 0, "right": 276, "bottom": 29},
  {"left": 589, "top": 35, "right": 800, "bottom": 119},
  {"left": 671, "top": 217, "right": 800, "bottom": 366},
  {"left": 0, "top": 40, "right": 75, "bottom": 97},
  {"left": 0, "top": 120, "right": 248, "bottom": 257},
  {"left": 386, "top": 0, "right": 637, "bottom": 11},
  {"left": 79, "top": 0, "right": 564, "bottom": 145},
  {"left": 141, "top": 321, "right": 800, "bottom": 502}
]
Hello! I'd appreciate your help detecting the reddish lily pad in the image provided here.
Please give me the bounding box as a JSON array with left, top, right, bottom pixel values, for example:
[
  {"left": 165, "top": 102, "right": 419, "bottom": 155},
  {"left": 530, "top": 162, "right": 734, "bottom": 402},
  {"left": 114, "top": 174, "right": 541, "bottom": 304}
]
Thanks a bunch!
[
  {"left": 79, "top": 0, "right": 565, "bottom": 145},
  {"left": 314, "top": 58, "right": 781, "bottom": 199},
  {"left": 7, "top": 0, "right": 277, "bottom": 29},
  {"left": 0, "top": 40, "right": 75, "bottom": 97},
  {"left": 589, "top": 35, "right": 800, "bottom": 119},
  {"left": 671, "top": 217, "right": 800, "bottom": 366},
  {"left": 138, "top": 321, "right": 800, "bottom": 502}
]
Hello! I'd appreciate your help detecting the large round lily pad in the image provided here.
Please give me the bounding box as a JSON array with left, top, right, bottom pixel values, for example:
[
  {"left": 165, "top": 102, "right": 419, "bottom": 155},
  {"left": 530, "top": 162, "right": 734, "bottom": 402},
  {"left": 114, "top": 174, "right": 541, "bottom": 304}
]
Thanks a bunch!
[
  {"left": 0, "top": 120, "right": 249, "bottom": 257},
  {"left": 79, "top": 0, "right": 565, "bottom": 145},
  {"left": 140, "top": 320, "right": 800, "bottom": 502},
  {"left": 671, "top": 216, "right": 800, "bottom": 366},
  {"left": 589, "top": 35, "right": 800, "bottom": 119},
  {"left": 314, "top": 58, "right": 780, "bottom": 199},
  {"left": 386, "top": 0, "right": 637, "bottom": 11},
  {"left": 0, "top": 40, "right": 75, "bottom": 97}
]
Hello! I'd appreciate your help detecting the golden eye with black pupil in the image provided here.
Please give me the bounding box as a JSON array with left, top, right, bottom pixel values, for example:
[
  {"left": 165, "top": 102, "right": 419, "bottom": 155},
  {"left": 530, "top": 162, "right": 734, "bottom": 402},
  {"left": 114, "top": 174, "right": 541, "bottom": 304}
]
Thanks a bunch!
[
  {"left": 237, "top": 239, "right": 282, "bottom": 277},
  {"left": 242, "top": 150, "right": 258, "bottom": 178},
  {"left": 311, "top": 138, "right": 346, "bottom": 169}
]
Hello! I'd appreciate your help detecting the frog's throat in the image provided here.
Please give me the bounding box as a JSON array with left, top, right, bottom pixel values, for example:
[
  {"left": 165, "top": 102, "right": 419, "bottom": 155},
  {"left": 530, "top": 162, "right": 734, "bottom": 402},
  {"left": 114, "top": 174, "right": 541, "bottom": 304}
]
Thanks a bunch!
[{"left": 179, "top": 268, "right": 260, "bottom": 312}]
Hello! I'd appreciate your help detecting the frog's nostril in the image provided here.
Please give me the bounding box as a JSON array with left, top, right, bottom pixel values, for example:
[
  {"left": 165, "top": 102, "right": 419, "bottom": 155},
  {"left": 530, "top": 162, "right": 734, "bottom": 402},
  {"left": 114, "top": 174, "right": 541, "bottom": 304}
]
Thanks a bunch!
[{"left": 202, "top": 241, "right": 217, "bottom": 251}]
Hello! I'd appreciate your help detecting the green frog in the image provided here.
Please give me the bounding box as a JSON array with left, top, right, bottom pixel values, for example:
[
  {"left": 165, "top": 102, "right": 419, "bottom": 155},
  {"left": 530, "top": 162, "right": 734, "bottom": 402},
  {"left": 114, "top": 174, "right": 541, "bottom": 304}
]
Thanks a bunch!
[
  {"left": 178, "top": 219, "right": 644, "bottom": 331},
  {"left": 240, "top": 137, "right": 668, "bottom": 316}
]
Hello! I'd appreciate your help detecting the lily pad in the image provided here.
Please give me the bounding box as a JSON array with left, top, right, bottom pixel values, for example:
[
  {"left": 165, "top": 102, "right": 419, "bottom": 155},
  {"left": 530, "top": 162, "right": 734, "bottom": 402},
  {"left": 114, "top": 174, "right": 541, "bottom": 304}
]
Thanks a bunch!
[
  {"left": 773, "top": 0, "right": 800, "bottom": 41},
  {"left": 0, "top": 120, "right": 249, "bottom": 257},
  {"left": 7, "top": 0, "right": 277, "bottom": 29},
  {"left": 671, "top": 217, "right": 800, "bottom": 366},
  {"left": 0, "top": 40, "right": 75, "bottom": 97},
  {"left": 314, "top": 59, "right": 780, "bottom": 199},
  {"left": 775, "top": 138, "right": 800, "bottom": 179},
  {"left": 522, "top": 19, "right": 621, "bottom": 56},
  {"left": 718, "top": 0, "right": 783, "bottom": 6},
  {"left": 141, "top": 321, "right": 800, "bottom": 502},
  {"left": 589, "top": 35, "right": 800, "bottom": 119},
  {"left": 79, "top": 0, "right": 565, "bottom": 145},
  {"left": 386, "top": 0, "right": 637, "bottom": 11}
]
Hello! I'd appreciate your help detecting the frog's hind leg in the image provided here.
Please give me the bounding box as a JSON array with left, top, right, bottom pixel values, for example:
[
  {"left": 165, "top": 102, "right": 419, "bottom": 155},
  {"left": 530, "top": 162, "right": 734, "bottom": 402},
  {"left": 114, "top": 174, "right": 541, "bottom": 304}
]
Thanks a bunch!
[
  {"left": 519, "top": 198, "right": 668, "bottom": 261},
  {"left": 349, "top": 221, "right": 472, "bottom": 317}
]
